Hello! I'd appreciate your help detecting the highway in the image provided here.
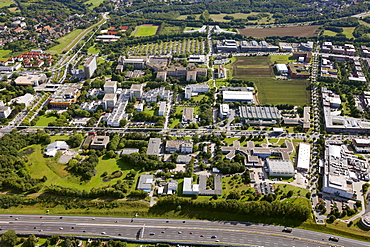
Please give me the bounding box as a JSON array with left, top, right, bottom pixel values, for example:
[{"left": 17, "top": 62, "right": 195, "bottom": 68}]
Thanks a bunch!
[{"left": 0, "top": 214, "right": 368, "bottom": 246}]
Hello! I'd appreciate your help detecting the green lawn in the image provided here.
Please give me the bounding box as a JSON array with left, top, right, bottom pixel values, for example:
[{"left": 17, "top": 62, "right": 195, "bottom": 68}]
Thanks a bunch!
[
  {"left": 177, "top": 15, "right": 200, "bottom": 20},
  {"left": 184, "top": 26, "right": 201, "bottom": 31},
  {"left": 34, "top": 116, "right": 57, "bottom": 126},
  {"left": 283, "top": 197, "right": 311, "bottom": 208},
  {"left": 85, "top": 0, "right": 105, "bottom": 9},
  {"left": 170, "top": 118, "right": 180, "bottom": 129},
  {"left": 47, "top": 29, "right": 84, "bottom": 54},
  {"left": 26, "top": 144, "right": 137, "bottom": 191},
  {"left": 275, "top": 184, "right": 309, "bottom": 196},
  {"left": 87, "top": 45, "right": 100, "bottom": 54},
  {"left": 143, "top": 107, "right": 155, "bottom": 116},
  {"left": 0, "top": 0, "right": 13, "bottom": 8},
  {"left": 133, "top": 25, "right": 158, "bottom": 37},
  {"left": 269, "top": 55, "right": 295, "bottom": 64},
  {"left": 322, "top": 30, "right": 339, "bottom": 37},
  {"left": 342, "top": 27, "right": 355, "bottom": 39},
  {"left": 0, "top": 49, "right": 12, "bottom": 61},
  {"left": 252, "top": 77, "right": 310, "bottom": 105}
]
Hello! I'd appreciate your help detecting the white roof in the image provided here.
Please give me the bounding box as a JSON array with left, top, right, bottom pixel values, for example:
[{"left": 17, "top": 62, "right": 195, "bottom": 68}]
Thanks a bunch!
[
  {"left": 275, "top": 64, "right": 288, "bottom": 72},
  {"left": 273, "top": 127, "right": 284, "bottom": 132},
  {"left": 15, "top": 93, "right": 33, "bottom": 104},
  {"left": 157, "top": 187, "right": 164, "bottom": 195},
  {"left": 183, "top": 177, "right": 193, "bottom": 192},
  {"left": 354, "top": 139, "right": 370, "bottom": 145},
  {"left": 297, "top": 143, "right": 310, "bottom": 171},
  {"left": 46, "top": 141, "right": 69, "bottom": 152},
  {"left": 223, "top": 91, "right": 253, "bottom": 101},
  {"left": 267, "top": 159, "right": 294, "bottom": 174},
  {"left": 328, "top": 145, "right": 341, "bottom": 158}
]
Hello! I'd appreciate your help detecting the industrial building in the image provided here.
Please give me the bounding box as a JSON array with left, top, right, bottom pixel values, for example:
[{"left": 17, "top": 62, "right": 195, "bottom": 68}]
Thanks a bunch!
[
  {"left": 240, "top": 40, "right": 279, "bottom": 52},
  {"left": 84, "top": 56, "right": 97, "bottom": 79},
  {"left": 222, "top": 91, "right": 253, "bottom": 103},
  {"left": 239, "top": 106, "right": 281, "bottom": 122},
  {"left": 297, "top": 143, "right": 311, "bottom": 173},
  {"left": 266, "top": 159, "right": 295, "bottom": 177},
  {"left": 275, "top": 64, "right": 288, "bottom": 74},
  {"left": 137, "top": 175, "right": 153, "bottom": 193},
  {"left": 146, "top": 138, "right": 162, "bottom": 156}
]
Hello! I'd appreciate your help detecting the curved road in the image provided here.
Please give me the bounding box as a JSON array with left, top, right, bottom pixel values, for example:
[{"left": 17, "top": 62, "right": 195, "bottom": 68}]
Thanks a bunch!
[{"left": 0, "top": 215, "right": 368, "bottom": 246}]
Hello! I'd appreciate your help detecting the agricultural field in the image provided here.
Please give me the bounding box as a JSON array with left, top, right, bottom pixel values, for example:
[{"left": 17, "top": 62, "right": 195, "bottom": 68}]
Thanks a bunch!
[
  {"left": 238, "top": 25, "right": 321, "bottom": 38},
  {"left": 0, "top": 0, "right": 12, "bottom": 8},
  {"left": 125, "top": 39, "right": 206, "bottom": 55},
  {"left": 132, "top": 24, "right": 159, "bottom": 37},
  {"left": 231, "top": 56, "right": 310, "bottom": 105},
  {"left": 210, "top": 12, "right": 274, "bottom": 24},
  {"left": 232, "top": 56, "right": 273, "bottom": 77}
]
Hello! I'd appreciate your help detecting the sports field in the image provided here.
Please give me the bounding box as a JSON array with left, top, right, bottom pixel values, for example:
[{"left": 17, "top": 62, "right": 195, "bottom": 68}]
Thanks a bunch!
[
  {"left": 231, "top": 56, "right": 310, "bottom": 105},
  {"left": 238, "top": 25, "right": 321, "bottom": 38},
  {"left": 132, "top": 24, "right": 159, "bottom": 37}
]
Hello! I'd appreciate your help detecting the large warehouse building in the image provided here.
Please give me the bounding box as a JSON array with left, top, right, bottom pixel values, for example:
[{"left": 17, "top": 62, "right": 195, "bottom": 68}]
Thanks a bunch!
[
  {"left": 223, "top": 91, "right": 254, "bottom": 103},
  {"left": 266, "top": 159, "right": 295, "bottom": 177},
  {"left": 297, "top": 143, "right": 311, "bottom": 172},
  {"left": 239, "top": 106, "right": 281, "bottom": 121}
]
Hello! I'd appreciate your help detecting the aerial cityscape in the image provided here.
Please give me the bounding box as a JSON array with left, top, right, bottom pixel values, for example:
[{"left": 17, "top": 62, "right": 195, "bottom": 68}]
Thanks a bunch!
[{"left": 2, "top": 0, "right": 370, "bottom": 246}]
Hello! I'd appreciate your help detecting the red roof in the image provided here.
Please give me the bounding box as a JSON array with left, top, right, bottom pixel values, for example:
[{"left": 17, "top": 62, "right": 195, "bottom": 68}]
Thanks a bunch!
[
  {"left": 109, "top": 27, "right": 115, "bottom": 30},
  {"left": 120, "top": 26, "right": 129, "bottom": 30},
  {"left": 107, "top": 31, "right": 118, "bottom": 35}
]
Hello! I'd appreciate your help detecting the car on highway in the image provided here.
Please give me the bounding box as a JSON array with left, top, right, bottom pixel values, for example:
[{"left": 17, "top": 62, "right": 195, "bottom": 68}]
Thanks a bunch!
[
  {"left": 215, "top": 240, "right": 220, "bottom": 242},
  {"left": 101, "top": 232, "right": 106, "bottom": 235},
  {"left": 178, "top": 231, "right": 182, "bottom": 234},
  {"left": 200, "top": 235, "right": 204, "bottom": 237},
  {"left": 189, "top": 232, "right": 193, "bottom": 234},
  {"left": 59, "top": 227, "right": 63, "bottom": 230},
  {"left": 161, "top": 231, "right": 165, "bottom": 233},
  {"left": 211, "top": 235, "right": 217, "bottom": 238},
  {"left": 329, "top": 237, "right": 339, "bottom": 242},
  {"left": 282, "top": 227, "right": 292, "bottom": 233},
  {"left": 150, "top": 232, "right": 155, "bottom": 235}
]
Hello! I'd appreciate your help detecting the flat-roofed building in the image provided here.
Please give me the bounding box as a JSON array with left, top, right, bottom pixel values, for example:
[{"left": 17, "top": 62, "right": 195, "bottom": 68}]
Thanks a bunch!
[
  {"left": 183, "top": 177, "right": 199, "bottom": 195},
  {"left": 186, "top": 70, "right": 197, "bottom": 82},
  {"left": 158, "top": 101, "right": 166, "bottom": 116},
  {"left": 223, "top": 91, "right": 253, "bottom": 103},
  {"left": 165, "top": 139, "right": 193, "bottom": 154},
  {"left": 137, "top": 175, "right": 153, "bottom": 193},
  {"left": 84, "top": 56, "right": 97, "bottom": 78},
  {"left": 239, "top": 106, "right": 281, "bottom": 121},
  {"left": 12, "top": 93, "right": 34, "bottom": 107},
  {"left": 104, "top": 80, "right": 117, "bottom": 94},
  {"left": 182, "top": 107, "right": 194, "bottom": 123},
  {"left": 266, "top": 159, "right": 295, "bottom": 177},
  {"left": 0, "top": 106, "right": 11, "bottom": 118},
  {"left": 185, "top": 84, "right": 209, "bottom": 99},
  {"left": 219, "top": 104, "right": 230, "bottom": 119},
  {"left": 14, "top": 73, "right": 46, "bottom": 86},
  {"left": 352, "top": 139, "right": 370, "bottom": 153},
  {"left": 156, "top": 71, "right": 167, "bottom": 81},
  {"left": 90, "top": 136, "right": 110, "bottom": 150},
  {"left": 297, "top": 143, "right": 310, "bottom": 172},
  {"left": 275, "top": 64, "right": 288, "bottom": 74},
  {"left": 147, "top": 138, "right": 162, "bottom": 156},
  {"left": 130, "top": 84, "right": 143, "bottom": 100},
  {"left": 49, "top": 83, "right": 82, "bottom": 108},
  {"left": 103, "top": 93, "right": 117, "bottom": 109}
]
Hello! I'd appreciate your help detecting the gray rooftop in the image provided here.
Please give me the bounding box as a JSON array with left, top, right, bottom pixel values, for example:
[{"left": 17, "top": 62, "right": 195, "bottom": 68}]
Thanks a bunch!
[{"left": 146, "top": 138, "right": 162, "bottom": 156}]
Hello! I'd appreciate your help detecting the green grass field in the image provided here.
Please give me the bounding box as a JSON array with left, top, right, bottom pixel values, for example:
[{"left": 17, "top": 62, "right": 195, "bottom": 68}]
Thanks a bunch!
[
  {"left": 87, "top": 45, "right": 100, "bottom": 54},
  {"left": 47, "top": 29, "right": 84, "bottom": 54},
  {"left": 0, "top": 0, "right": 13, "bottom": 8},
  {"left": 210, "top": 12, "right": 274, "bottom": 24},
  {"left": 133, "top": 25, "right": 158, "bottom": 37},
  {"left": 0, "top": 49, "right": 12, "bottom": 61},
  {"left": 268, "top": 55, "right": 295, "bottom": 64},
  {"left": 34, "top": 116, "right": 57, "bottom": 126},
  {"left": 85, "top": 0, "right": 105, "bottom": 9},
  {"left": 26, "top": 144, "right": 138, "bottom": 191},
  {"left": 323, "top": 27, "right": 355, "bottom": 39},
  {"left": 253, "top": 77, "right": 310, "bottom": 105}
]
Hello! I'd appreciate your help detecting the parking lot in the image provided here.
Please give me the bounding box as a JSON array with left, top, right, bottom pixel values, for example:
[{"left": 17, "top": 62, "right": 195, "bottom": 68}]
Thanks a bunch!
[{"left": 254, "top": 182, "right": 274, "bottom": 195}]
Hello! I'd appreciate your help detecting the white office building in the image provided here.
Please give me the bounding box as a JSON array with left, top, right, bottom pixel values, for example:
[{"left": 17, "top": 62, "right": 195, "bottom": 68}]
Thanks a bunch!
[
  {"left": 158, "top": 101, "right": 166, "bottom": 116},
  {"left": 84, "top": 56, "right": 97, "bottom": 78},
  {"left": 219, "top": 104, "right": 230, "bottom": 119},
  {"left": 223, "top": 91, "right": 254, "bottom": 103},
  {"left": 297, "top": 143, "right": 311, "bottom": 172},
  {"left": 104, "top": 80, "right": 117, "bottom": 94}
]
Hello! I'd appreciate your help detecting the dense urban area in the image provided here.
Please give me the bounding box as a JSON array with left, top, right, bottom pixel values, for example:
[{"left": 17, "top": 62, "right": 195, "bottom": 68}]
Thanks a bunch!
[{"left": 3, "top": 0, "right": 370, "bottom": 246}]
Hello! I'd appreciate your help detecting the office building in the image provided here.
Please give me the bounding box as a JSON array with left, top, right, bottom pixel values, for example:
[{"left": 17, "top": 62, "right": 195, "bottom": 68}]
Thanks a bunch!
[
  {"left": 266, "top": 159, "right": 295, "bottom": 177},
  {"left": 90, "top": 136, "right": 110, "bottom": 150},
  {"left": 219, "top": 104, "right": 230, "bottom": 119},
  {"left": 185, "top": 84, "right": 209, "bottom": 99},
  {"left": 147, "top": 138, "right": 162, "bottom": 156},
  {"left": 104, "top": 80, "right": 117, "bottom": 94},
  {"left": 49, "top": 83, "right": 82, "bottom": 108},
  {"left": 0, "top": 106, "right": 11, "bottom": 118},
  {"left": 103, "top": 94, "right": 117, "bottom": 109},
  {"left": 137, "top": 175, "right": 153, "bottom": 193},
  {"left": 297, "top": 143, "right": 311, "bottom": 172},
  {"left": 165, "top": 139, "right": 193, "bottom": 153},
  {"left": 130, "top": 84, "right": 143, "bottom": 100},
  {"left": 223, "top": 91, "right": 253, "bottom": 103},
  {"left": 84, "top": 56, "right": 97, "bottom": 78},
  {"left": 158, "top": 101, "right": 166, "bottom": 116}
]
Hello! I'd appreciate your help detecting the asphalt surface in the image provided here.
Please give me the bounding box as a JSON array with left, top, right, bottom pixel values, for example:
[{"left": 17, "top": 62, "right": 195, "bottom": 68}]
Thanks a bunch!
[{"left": 0, "top": 214, "right": 368, "bottom": 246}]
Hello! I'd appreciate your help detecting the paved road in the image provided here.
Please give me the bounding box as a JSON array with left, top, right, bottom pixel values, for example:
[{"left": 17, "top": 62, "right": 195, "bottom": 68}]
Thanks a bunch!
[{"left": 0, "top": 214, "right": 368, "bottom": 246}]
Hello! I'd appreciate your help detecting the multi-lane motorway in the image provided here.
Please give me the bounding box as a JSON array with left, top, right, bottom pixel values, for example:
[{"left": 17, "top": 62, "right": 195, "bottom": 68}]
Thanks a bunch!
[{"left": 0, "top": 214, "right": 368, "bottom": 246}]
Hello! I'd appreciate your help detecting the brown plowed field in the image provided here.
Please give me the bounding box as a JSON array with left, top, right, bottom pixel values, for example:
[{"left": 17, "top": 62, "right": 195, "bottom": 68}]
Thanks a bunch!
[{"left": 238, "top": 25, "right": 322, "bottom": 38}]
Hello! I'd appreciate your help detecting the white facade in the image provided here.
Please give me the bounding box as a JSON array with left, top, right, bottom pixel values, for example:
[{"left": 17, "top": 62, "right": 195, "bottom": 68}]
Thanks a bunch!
[
  {"left": 297, "top": 143, "right": 311, "bottom": 172},
  {"left": 185, "top": 84, "right": 209, "bottom": 99},
  {"left": 84, "top": 56, "right": 97, "bottom": 78},
  {"left": 223, "top": 91, "right": 254, "bottom": 103},
  {"left": 158, "top": 101, "right": 166, "bottom": 116},
  {"left": 219, "top": 104, "right": 230, "bottom": 119},
  {"left": 0, "top": 106, "right": 11, "bottom": 118},
  {"left": 275, "top": 64, "right": 288, "bottom": 73},
  {"left": 267, "top": 159, "right": 295, "bottom": 177},
  {"left": 103, "top": 94, "right": 117, "bottom": 109},
  {"left": 183, "top": 177, "right": 199, "bottom": 195},
  {"left": 13, "top": 93, "right": 34, "bottom": 107},
  {"left": 104, "top": 81, "right": 117, "bottom": 94}
]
